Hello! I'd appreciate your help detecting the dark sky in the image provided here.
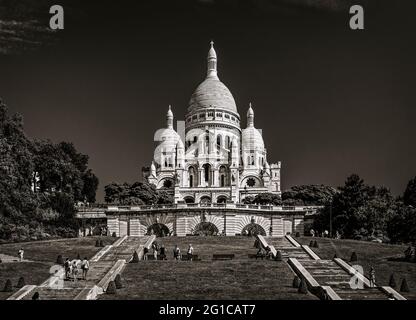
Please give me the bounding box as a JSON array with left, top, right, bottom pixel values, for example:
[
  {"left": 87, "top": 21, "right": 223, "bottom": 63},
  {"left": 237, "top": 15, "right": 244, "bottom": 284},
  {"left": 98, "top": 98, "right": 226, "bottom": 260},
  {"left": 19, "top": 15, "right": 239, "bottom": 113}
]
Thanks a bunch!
[{"left": 1, "top": 0, "right": 415, "bottom": 201}]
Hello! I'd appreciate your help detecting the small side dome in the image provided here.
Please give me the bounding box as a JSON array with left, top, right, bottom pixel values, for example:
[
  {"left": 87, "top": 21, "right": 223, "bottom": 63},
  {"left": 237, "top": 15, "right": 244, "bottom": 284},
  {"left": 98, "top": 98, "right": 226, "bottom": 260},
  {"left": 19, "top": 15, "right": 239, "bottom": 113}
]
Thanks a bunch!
[{"left": 242, "top": 127, "right": 265, "bottom": 151}]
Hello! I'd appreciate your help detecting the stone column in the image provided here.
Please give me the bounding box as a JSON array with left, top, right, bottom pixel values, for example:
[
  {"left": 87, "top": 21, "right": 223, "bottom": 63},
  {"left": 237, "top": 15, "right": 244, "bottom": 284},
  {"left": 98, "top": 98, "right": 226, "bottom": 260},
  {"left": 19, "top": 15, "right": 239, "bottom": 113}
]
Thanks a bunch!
[
  {"left": 271, "top": 216, "right": 284, "bottom": 237},
  {"left": 107, "top": 217, "right": 120, "bottom": 237}
]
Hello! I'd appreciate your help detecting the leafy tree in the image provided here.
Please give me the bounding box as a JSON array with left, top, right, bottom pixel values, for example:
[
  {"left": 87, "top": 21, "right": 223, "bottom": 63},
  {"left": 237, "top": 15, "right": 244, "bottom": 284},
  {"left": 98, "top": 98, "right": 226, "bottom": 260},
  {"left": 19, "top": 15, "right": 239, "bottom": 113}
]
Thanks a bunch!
[
  {"left": 104, "top": 181, "right": 173, "bottom": 205},
  {"left": 0, "top": 98, "right": 98, "bottom": 241},
  {"left": 403, "top": 176, "right": 416, "bottom": 207},
  {"left": 252, "top": 193, "right": 282, "bottom": 205},
  {"left": 282, "top": 185, "right": 337, "bottom": 206},
  {"left": 330, "top": 174, "right": 372, "bottom": 238}
]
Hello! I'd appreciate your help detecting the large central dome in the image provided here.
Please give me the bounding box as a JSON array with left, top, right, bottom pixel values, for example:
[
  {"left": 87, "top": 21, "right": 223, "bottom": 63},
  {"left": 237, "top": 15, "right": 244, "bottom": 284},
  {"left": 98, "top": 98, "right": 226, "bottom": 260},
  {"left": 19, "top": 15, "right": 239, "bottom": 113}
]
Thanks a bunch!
[
  {"left": 187, "top": 41, "right": 238, "bottom": 114},
  {"left": 188, "top": 77, "right": 237, "bottom": 113}
]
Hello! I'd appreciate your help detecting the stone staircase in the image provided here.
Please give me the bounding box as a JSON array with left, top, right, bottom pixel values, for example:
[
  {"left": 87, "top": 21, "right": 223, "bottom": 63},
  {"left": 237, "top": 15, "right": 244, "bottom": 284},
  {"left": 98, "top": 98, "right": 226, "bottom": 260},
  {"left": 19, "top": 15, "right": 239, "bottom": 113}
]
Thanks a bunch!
[
  {"left": 264, "top": 236, "right": 404, "bottom": 300},
  {"left": 14, "top": 236, "right": 151, "bottom": 300}
]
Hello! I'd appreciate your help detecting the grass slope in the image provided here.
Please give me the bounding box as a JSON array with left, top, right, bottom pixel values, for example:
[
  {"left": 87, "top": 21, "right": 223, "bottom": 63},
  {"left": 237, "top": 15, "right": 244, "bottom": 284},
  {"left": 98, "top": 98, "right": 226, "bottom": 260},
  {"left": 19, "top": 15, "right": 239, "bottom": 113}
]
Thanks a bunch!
[
  {"left": 0, "top": 236, "right": 116, "bottom": 300},
  {"left": 298, "top": 236, "right": 416, "bottom": 300}
]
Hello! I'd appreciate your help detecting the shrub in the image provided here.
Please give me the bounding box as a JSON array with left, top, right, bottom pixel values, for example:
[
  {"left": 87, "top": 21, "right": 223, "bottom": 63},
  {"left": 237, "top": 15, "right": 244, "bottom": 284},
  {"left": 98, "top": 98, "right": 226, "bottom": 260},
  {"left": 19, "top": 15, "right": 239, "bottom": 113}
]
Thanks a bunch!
[
  {"left": 309, "top": 240, "right": 314, "bottom": 247},
  {"left": 115, "top": 274, "right": 123, "bottom": 289},
  {"left": 400, "top": 278, "right": 410, "bottom": 292},
  {"left": 3, "top": 279, "right": 13, "bottom": 292},
  {"left": 389, "top": 274, "right": 397, "bottom": 288},
  {"left": 292, "top": 276, "right": 300, "bottom": 288},
  {"left": 16, "top": 277, "right": 25, "bottom": 288},
  {"left": 275, "top": 250, "right": 282, "bottom": 262},
  {"left": 95, "top": 239, "right": 100, "bottom": 247},
  {"left": 56, "top": 255, "right": 64, "bottom": 265},
  {"left": 106, "top": 281, "right": 116, "bottom": 294},
  {"left": 313, "top": 240, "right": 318, "bottom": 248},
  {"left": 295, "top": 232, "right": 300, "bottom": 237},
  {"left": 99, "top": 240, "right": 104, "bottom": 247},
  {"left": 32, "top": 292, "right": 40, "bottom": 300},
  {"left": 350, "top": 252, "right": 358, "bottom": 262},
  {"left": 131, "top": 251, "right": 139, "bottom": 263},
  {"left": 112, "top": 232, "right": 117, "bottom": 237},
  {"left": 298, "top": 278, "right": 308, "bottom": 294}
]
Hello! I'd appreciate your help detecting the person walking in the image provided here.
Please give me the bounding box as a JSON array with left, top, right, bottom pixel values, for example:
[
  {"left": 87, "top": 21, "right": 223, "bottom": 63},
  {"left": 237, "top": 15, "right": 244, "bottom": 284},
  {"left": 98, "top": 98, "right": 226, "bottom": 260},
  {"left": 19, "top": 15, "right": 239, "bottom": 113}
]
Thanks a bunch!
[
  {"left": 18, "top": 248, "right": 24, "bottom": 261},
  {"left": 160, "top": 245, "right": 166, "bottom": 260},
  {"left": 143, "top": 246, "right": 149, "bottom": 260},
  {"left": 369, "top": 267, "right": 376, "bottom": 287},
  {"left": 72, "top": 260, "right": 79, "bottom": 283},
  {"left": 187, "top": 244, "right": 194, "bottom": 261},
  {"left": 64, "top": 258, "right": 71, "bottom": 280},
  {"left": 81, "top": 257, "right": 90, "bottom": 280},
  {"left": 152, "top": 242, "right": 159, "bottom": 260}
]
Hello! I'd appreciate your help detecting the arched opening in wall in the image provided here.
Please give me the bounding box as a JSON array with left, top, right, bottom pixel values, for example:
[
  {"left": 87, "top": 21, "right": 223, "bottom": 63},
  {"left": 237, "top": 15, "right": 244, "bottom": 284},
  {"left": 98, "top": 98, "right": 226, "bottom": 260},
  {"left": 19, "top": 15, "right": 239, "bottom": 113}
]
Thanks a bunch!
[
  {"left": 219, "top": 165, "right": 228, "bottom": 187},
  {"left": 147, "top": 223, "right": 170, "bottom": 237},
  {"left": 217, "top": 196, "right": 227, "bottom": 203},
  {"left": 200, "top": 196, "right": 211, "bottom": 204},
  {"left": 217, "top": 134, "right": 222, "bottom": 151},
  {"left": 193, "top": 222, "right": 219, "bottom": 236},
  {"left": 184, "top": 196, "right": 195, "bottom": 204},
  {"left": 202, "top": 163, "right": 211, "bottom": 186},
  {"left": 188, "top": 166, "right": 196, "bottom": 187},
  {"left": 241, "top": 223, "right": 266, "bottom": 237}
]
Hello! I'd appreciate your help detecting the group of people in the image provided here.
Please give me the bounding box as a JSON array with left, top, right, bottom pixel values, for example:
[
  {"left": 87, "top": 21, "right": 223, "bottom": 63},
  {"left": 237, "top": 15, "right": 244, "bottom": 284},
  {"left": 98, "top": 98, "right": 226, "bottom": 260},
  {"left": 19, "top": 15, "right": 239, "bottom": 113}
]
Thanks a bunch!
[
  {"left": 64, "top": 257, "right": 90, "bottom": 281},
  {"left": 310, "top": 229, "right": 341, "bottom": 239},
  {"left": 142, "top": 242, "right": 194, "bottom": 261}
]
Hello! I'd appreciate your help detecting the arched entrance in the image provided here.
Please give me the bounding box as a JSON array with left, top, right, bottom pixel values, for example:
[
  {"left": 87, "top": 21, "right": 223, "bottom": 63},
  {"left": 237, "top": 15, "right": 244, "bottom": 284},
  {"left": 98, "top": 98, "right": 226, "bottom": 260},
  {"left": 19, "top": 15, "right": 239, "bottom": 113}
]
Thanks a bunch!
[
  {"left": 193, "top": 222, "right": 219, "bottom": 236},
  {"left": 184, "top": 196, "right": 195, "bottom": 204},
  {"left": 147, "top": 223, "right": 170, "bottom": 237},
  {"left": 241, "top": 223, "right": 266, "bottom": 236},
  {"left": 200, "top": 196, "right": 211, "bottom": 204},
  {"left": 217, "top": 196, "right": 227, "bottom": 204}
]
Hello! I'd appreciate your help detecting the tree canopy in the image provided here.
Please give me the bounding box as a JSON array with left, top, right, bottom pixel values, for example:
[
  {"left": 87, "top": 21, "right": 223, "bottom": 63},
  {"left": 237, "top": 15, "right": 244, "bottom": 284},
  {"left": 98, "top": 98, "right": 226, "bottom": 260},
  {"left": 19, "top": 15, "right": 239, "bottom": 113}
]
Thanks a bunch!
[{"left": 0, "top": 99, "right": 99, "bottom": 241}]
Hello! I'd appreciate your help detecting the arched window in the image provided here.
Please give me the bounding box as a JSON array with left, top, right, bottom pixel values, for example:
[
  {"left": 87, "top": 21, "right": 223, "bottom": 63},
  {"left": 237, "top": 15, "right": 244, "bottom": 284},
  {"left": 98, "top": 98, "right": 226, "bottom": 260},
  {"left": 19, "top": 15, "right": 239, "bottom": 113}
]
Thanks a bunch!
[
  {"left": 217, "top": 135, "right": 222, "bottom": 150},
  {"left": 226, "top": 136, "right": 231, "bottom": 149},
  {"left": 205, "top": 134, "right": 210, "bottom": 154},
  {"left": 188, "top": 166, "right": 196, "bottom": 187},
  {"left": 219, "top": 165, "right": 228, "bottom": 187}
]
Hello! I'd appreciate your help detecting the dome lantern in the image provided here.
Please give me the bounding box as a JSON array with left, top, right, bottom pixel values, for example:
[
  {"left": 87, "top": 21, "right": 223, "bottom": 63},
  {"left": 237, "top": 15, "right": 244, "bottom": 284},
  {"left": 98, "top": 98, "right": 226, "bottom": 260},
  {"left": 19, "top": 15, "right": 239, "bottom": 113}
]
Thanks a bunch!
[
  {"left": 247, "top": 103, "right": 254, "bottom": 127},
  {"left": 167, "top": 105, "right": 173, "bottom": 129},
  {"left": 207, "top": 41, "right": 218, "bottom": 79}
]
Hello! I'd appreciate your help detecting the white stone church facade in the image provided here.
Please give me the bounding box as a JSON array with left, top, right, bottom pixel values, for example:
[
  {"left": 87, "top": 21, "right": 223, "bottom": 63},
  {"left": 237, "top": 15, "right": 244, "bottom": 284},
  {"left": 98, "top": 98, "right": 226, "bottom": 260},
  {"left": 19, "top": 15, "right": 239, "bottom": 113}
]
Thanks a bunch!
[{"left": 145, "top": 42, "right": 281, "bottom": 204}]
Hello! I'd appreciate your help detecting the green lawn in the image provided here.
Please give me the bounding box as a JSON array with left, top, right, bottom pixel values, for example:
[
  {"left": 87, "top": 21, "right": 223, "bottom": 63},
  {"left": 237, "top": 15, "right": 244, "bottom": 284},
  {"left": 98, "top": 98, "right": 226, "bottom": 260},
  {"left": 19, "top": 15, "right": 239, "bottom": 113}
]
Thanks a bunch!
[
  {"left": 0, "top": 236, "right": 116, "bottom": 300},
  {"left": 298, "top": 236, "right": 416, "bottom": 300},
  {"left": 100, "top": 236, "right": 317, "bottom": 300}
]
